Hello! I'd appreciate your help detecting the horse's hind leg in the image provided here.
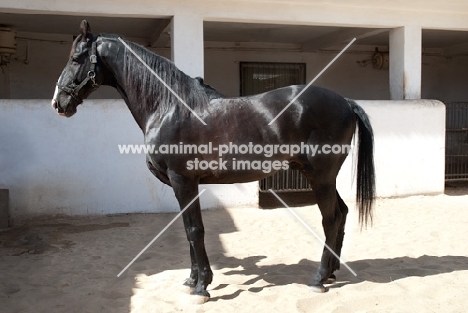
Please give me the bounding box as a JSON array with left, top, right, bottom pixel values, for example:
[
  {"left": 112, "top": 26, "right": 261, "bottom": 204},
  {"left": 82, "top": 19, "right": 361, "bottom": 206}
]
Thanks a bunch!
[
  {"left": 326, "top": 191, "right": 349, "bottom": 283},
  {"left": 306, "top": 172, "right": 343, "bottom": 292}
]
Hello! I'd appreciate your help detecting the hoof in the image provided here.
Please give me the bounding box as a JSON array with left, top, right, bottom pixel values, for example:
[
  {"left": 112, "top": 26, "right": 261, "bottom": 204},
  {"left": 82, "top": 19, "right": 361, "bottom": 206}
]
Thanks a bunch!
[
  {"left": 309, "top": 283, "right": 328, "bottom": 293},
  {"left": 191, "top": 288, "right": 210, "bottom": 298},
  {"left": 190, "top": 288, "right": 210, "bottom": 304},
  {"left": 324, "top": 274, "right": 337, "bottom": 284}
]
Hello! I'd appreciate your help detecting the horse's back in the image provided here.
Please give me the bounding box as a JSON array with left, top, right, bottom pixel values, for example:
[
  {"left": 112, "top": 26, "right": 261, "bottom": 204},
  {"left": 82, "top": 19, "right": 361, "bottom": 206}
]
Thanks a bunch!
[
  {"left": 257, "top": 85, "right": 356, "bottom": 134},
  {"left": 205, "top": 84, "right": 355, "bottom": 143}
]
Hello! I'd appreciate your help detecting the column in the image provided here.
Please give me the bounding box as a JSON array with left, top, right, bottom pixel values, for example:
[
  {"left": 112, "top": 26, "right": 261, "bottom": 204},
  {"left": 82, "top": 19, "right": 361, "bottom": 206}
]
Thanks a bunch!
[
  {"left": 389, "top": 25, "right": 422, "bottom": 100},
  {"left": 171, "top": 13, "right": 204, "bottom": 78}
]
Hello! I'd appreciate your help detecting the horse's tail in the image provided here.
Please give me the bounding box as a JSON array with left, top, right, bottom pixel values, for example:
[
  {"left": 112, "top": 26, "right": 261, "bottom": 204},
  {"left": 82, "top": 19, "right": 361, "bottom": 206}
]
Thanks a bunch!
[{"left": 347, "top": 98, "right": 376, "bottom": 227}]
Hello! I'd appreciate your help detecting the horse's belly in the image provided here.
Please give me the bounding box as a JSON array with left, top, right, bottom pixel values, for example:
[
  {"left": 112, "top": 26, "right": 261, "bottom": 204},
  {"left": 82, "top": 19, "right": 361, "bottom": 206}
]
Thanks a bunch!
[{"left": 199, "top": 165, "right": 288, "bottom": 184}]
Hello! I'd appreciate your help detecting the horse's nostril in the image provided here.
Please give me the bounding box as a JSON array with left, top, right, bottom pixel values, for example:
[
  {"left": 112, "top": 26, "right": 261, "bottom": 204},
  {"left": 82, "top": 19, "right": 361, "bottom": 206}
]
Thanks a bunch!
[{"left": 52, "top": 99, "right": 64, "bottom": 114}]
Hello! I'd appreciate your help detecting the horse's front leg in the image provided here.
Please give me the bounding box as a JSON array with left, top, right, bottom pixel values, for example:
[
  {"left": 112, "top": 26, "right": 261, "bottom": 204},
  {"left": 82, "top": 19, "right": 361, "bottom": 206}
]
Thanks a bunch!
[
  {"left": 183, "top": 245, "right": 198, "bottom": 288},
  {"left": 168, "top": 171, "right": 213, "bottom": 299}
]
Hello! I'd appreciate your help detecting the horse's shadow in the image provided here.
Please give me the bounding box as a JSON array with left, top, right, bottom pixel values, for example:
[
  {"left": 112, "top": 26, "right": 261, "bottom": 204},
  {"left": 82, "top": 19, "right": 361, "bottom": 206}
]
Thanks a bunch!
[
  {"left": 209, "top": 254, "right": 468, "bottom": 301},
  {"left": 126, "top": 207, "right": 468, "bottom": 302}
]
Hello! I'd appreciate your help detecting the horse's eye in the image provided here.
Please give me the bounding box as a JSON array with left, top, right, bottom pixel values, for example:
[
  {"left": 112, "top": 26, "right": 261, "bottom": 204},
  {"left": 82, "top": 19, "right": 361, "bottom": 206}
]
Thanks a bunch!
[{"left": 71, "top": 55, "right": 81, "bottom": 64}]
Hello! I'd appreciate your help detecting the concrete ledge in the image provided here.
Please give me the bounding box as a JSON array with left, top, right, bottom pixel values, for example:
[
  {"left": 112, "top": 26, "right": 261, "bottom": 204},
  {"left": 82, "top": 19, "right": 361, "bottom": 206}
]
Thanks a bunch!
[
  {"left": 0, "top": 189, "right": 9, "bottom": 229},
  {"left": 337, "top": 100, "right": 446, "bottom": 200}
]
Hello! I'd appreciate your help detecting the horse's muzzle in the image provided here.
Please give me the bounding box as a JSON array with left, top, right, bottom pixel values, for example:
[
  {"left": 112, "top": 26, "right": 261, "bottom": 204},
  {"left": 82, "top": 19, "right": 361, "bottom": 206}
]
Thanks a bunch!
[{"left": 51, "top": 99, "right": 67, "bottom": 117}]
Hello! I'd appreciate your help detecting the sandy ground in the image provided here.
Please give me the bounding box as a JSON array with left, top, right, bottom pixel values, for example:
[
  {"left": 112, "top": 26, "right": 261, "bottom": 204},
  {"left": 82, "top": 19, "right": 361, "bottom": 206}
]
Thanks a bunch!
[{"left": 1, "top": 187, "right": 468, "bottom": 313}]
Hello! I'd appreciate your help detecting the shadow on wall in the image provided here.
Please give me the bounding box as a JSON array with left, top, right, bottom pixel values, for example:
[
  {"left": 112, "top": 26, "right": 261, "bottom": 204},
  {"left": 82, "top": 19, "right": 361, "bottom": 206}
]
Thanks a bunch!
[{"left": 0, "top": 110, "right": 35, "bottom": 224}]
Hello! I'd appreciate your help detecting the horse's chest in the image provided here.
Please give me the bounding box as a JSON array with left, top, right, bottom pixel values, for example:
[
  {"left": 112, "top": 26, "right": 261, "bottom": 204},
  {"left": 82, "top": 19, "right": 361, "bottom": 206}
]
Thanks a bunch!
[{"left": 146, "top": 158, "right": 171, "bottom": 186}]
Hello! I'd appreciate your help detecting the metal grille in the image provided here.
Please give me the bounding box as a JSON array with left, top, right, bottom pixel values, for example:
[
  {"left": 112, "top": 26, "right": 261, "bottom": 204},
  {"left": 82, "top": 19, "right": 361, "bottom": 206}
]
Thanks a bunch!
[
  {"left": 445, "top": 102, "right": 468, "bottom": 181},
  {"left": 240, "top": 62, "right": 305, "bottom": 96},
  {"left": 258, "top": 166, "right": 312, "bottom": 192},
  {"left": 240, "top": 62, "right": 312, "bottom": 192}
]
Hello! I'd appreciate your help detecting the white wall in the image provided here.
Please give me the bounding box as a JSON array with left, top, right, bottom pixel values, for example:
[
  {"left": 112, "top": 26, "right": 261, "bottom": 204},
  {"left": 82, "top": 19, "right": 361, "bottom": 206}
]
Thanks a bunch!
[
  {"left": 0, "top": 99, "right": 445, "bottom": 222},
  {"left": 337, "top": 100, "right": 446, "bottom": 200}
]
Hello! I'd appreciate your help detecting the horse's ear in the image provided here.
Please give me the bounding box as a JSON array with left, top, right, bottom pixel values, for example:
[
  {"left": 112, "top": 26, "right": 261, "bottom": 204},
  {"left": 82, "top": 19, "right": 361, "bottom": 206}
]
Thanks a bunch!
[{"left": 80, "top": 20, "right": 91, "bottom": 41}]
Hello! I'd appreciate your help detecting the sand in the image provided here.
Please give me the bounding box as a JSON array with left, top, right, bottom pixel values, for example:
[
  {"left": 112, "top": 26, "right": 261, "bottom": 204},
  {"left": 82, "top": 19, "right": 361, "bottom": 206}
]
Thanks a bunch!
[{"left": 1, "top": 187, "right": 468, "bottom": 313}]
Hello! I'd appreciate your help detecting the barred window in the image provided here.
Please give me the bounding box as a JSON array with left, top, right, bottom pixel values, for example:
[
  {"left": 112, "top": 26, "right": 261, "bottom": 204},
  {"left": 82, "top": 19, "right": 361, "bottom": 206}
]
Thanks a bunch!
[{"left": 240, "top": 62, "right": 306, "bottom": 96}]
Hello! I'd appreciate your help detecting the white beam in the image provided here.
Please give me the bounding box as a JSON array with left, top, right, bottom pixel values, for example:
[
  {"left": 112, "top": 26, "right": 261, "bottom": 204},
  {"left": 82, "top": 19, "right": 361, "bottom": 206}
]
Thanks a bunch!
[{"left": 302, "top": 28, "right": 388, "bottom": 51}]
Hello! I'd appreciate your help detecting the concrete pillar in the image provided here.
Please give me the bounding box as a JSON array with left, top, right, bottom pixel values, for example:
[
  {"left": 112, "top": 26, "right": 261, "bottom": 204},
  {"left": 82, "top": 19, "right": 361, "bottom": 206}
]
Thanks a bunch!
[
  {"left": 389, "top": 25, "right": 422, "bottom": 100},
  {"left": 171, "top": 14, "right": 204, "bottom": 78}
]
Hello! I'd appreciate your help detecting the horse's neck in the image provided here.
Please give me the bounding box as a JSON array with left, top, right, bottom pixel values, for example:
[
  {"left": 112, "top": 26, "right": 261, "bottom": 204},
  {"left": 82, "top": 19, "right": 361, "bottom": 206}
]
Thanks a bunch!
[
  {"left": 100, "top": 38, "right": 158, "bottom": 131},
  {"left": 99, "top": 37, "right": 210, "bottom": 132}
]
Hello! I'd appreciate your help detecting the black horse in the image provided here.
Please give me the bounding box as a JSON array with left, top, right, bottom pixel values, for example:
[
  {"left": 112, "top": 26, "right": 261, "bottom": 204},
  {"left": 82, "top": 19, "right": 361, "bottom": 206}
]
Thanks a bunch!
[{"left": 52, "top": 20, "right": 375, "bottom": 300}]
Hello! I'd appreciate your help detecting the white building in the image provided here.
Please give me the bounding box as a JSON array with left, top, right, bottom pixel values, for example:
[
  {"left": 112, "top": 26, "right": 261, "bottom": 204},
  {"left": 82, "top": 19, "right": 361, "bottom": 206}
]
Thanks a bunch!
[{"left": 1, "top": 0, "right": 466, "bottom": 222}]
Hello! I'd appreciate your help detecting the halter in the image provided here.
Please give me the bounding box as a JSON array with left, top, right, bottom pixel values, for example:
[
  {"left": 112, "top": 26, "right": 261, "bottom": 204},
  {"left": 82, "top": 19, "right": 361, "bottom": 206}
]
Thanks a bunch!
[{"left": 56, "top": 41, "right": 99, "bottom": 104}]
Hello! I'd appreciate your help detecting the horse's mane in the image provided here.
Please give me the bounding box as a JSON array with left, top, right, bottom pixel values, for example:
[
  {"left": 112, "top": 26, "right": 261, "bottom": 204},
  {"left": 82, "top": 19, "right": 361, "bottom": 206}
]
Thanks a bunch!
[
  {"left": 120, "top": 39, "right": 211, "bottom": 117},
  {"left": 195, "top": 77, "right": 225, "bottom": 101}
]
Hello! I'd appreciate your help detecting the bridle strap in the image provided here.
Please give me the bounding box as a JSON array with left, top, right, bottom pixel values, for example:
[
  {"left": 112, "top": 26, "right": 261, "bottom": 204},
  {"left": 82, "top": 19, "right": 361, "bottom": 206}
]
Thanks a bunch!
[{"left": 56, "top": 40, "right": 99, "bottom": 104}]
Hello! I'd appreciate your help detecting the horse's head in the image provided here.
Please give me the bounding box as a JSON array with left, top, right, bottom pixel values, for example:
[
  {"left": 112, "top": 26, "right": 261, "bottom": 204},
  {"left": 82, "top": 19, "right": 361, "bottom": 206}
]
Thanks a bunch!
[{"left": 52, "top": 20, "right": 103, "bottom": 117}]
